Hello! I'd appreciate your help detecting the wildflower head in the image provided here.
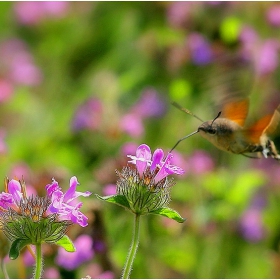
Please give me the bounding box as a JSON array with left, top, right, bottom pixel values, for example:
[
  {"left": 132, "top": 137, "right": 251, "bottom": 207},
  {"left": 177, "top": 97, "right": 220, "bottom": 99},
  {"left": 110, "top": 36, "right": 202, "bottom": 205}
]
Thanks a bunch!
[
  {"left": 0, "top": 176, "right": 91, "bottom": 260},
  {"left": 96, "top": 144, "right": 185, "bottom": 222}
]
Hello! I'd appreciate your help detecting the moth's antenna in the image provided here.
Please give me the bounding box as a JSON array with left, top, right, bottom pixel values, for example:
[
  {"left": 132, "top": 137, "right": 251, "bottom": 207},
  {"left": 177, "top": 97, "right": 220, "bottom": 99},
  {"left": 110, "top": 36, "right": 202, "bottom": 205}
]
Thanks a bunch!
[
  {"left": 211, "top": 111, "right": 221, "bottom": 127},
  {"left": 172, "top": 102, "right": 204, "bottom": 122},
  {"left": 169, "top": 130, "right": 199, "bottom": 153}
]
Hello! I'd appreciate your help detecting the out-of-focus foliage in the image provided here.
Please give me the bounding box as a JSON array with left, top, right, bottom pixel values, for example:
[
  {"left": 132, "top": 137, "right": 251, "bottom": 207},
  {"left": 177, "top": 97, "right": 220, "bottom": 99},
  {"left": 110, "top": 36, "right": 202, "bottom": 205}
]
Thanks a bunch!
[{"left": 0, "top": 1, "right": 280, "bottom": 278}]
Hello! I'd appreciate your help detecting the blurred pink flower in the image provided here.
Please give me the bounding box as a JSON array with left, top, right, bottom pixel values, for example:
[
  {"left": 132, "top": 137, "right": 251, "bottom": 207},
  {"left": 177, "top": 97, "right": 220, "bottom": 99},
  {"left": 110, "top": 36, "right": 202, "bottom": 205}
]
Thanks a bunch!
[
  {"left": 189, "top": 150, "right": 214, "bottom": 174},
  {"left": 56, "top": 234, "right": 94, "bottom": 270},
  {"left": 240, "top": 209, "right": 264, "bottom": 242},
  {"left": 43, "top": 267, "right": 60, "bottom": 279},
  {"left": 121, "top": 142, "right": 138, "bottom": 157},
  {"left": 0, "top": 38, "right": 42, "bottom": 86},
  {"left": 23, "top": 247, "right": 35, "bottom": 266},
  {"left": 97, "top": 271, "right": 115, "bottom": 279},
  {"left": 103, "top": 184, "right": 116, "bottom": 196},
  {"left": 239, "top": 26, "right": 259, "bottom": 60},
  {"left": 240, "top": 195, "right": 266, "bottom": 242},
  {"left": 14, "top": 1, "right": 68, "bottom": 26},
  {"left": 131, "top": 88, "right": 167, "bottom": 118},
  {"left": 167, "top": 2, "right": 192, "bottom": 29},
  {"left": 266, "top": 4, "right": 280, "bottom": 27},
  {"left": 253, "top": 157, "right": 280, "bottom": 186},
  {"left": 240, "top": 29, "right": 279, "bottom": 76},
  {"left": 0, "top": 79, "right": 13, "bottom": 102},
  {"left": 72, "top": 98, "right": 103, "bottom": 131},
  {"left": 120, "top": 113, "right": 144, "bottom": 138},
  {"left": 255, "top": 39, "right": 279, "bottom": 75},
  {"left": 9, "top": 163, "right": 31, "bottom": 180},
  {"left": 9, "top": 54, "right": 42, "bottom": 86}
]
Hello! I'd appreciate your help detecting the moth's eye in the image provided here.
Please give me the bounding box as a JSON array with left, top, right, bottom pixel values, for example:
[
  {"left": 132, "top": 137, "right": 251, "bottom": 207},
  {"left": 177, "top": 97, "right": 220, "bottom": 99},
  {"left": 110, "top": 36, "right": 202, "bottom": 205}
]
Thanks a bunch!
[{"left": 208, "top": 128, "right": 216, "bottom": 135}]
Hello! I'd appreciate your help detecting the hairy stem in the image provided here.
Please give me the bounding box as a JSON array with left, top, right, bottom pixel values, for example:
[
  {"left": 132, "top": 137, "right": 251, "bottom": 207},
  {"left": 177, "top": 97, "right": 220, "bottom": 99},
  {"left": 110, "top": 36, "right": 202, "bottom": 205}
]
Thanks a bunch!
[
  {"left": 121, "top": 214, "right": 141, "bottom": 279},
  {"left": 34, "top": 243, "right": 42, "bottom": 279}
]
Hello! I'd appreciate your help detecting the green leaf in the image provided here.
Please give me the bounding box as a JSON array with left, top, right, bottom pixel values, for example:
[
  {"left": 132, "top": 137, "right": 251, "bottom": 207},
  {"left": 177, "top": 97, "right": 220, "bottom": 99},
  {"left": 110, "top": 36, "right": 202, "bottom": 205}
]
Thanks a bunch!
[
  {"left": 150, "top": 207, "right": 186, "bottom": 223},
  {"left": 9, "top": 239, "right": 30, "bottom": 260},
  {"left": 55, "top": 235, "right": 76, "bottom": 252},
  {"left": 95, "top": 194, "right": 131, "bottom": 209}
]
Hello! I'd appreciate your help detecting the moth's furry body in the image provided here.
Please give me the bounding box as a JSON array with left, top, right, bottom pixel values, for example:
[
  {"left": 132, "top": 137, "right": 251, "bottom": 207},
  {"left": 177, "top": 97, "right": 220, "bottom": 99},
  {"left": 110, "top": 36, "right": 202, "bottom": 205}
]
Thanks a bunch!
[{"left": 198, "top": 118, "right": 280, "bottom": 160}]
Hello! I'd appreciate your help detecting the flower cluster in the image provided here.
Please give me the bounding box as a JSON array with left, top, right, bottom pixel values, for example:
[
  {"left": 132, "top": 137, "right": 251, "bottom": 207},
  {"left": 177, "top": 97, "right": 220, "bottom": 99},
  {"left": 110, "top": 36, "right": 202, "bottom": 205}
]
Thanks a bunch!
[
  {"left": 117, "top": 144, "right": 184, "bottom": 214},
  {"left": 0, "top": 176, "right": 91, "bottom": 250},
  {"left": 127, "top": 144, "right": 184, "bottom": 183},
  {"left": 97, "top": 144, "right": 184, "bottom": 218}
]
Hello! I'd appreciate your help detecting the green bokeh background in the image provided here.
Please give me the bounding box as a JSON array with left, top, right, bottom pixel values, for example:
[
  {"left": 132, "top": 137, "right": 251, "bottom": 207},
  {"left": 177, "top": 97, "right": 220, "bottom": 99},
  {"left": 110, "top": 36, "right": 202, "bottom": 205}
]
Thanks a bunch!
[{"left": 0, "top": 1, "right": 280, "bottom": 278}]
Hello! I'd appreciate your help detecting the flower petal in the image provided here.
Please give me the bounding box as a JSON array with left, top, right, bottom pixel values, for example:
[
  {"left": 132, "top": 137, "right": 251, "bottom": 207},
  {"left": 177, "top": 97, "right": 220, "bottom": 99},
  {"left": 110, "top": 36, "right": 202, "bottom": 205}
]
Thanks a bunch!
[
  {"left": 150, "top": 148, "right": 164, "bottom": 171},
  {"left": 128, "top": 144, "right": 152, "bottom": 177},
  {"left": 64, "top": 176, "right": 91, "bottom": 203},
  {"left": 154, "top": 153, "right": 184, "bottom": 183},
  {"left": 8, "top": 180, "right": 23, "bottom": 203},
  {"left": 63, "top": 176, "right": 79, "bottom": 202},
  {"left": 46, "top": 178, "right": 60, "bottom": 196},
  {"left": 0, "top": 192, "right": 14, "bottom": 209}
]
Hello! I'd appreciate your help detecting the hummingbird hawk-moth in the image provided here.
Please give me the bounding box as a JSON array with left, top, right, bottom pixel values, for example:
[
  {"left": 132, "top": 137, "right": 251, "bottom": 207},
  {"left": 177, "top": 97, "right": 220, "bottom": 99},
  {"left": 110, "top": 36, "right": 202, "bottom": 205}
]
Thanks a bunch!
[{"left": 170, "top": 99, "right": 280, "bottom": 161}]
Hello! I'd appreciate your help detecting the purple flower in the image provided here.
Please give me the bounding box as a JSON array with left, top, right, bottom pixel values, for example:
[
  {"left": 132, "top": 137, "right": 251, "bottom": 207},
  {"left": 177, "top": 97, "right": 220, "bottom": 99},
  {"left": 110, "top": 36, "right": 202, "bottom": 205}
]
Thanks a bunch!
[
  {"left": 0, "top": 179, "right": 23, "bottom": 210},
  {"left": 240, "top": 195, "right": 266, "bottom": 242},
  {"left": 266, "top": 4, "right": 280, "bottom": 27},
  {"left": 127, "top": 144, "right": 184, "bottom": 183},
  {"left": 46, "top": 176, "right": 91, "bottom": 227},
  {"left": 240, "top": 209, "right": 264, "bottom": 242},
  {"left": 42, "top": 267, "right": 60, "bottom": 279},
  {"left": 0, "top": 39, "right": 42, "bottom": 86},
  {"left": 103, "top": 184, "right": 117, "bottom": 196},
  {"left": 72, "top": 98, "right": 103, "bottom": 132},
  {"left": 255, "top": 39, "right": 279, "bottom": 75},
  {"left": 131, "top": 88, "right": 167, "bottom": 118},
  {"left": 56, "top": 234, "right": 94, "bottom": 270},
  {"left": 189, "top": 150, "right": 215, "bottom": 174},
  {"left": 121, "top": 142, "right": 138, "bottom": 157},
  {"left": 120, "top": 113, "right": 144, "bottom": 138},
  {"left": 187, "top": 33, "right": 213, "bottom": 65},
  {"left": 116, "top": 144, "right": 185, "bottom": 215}
]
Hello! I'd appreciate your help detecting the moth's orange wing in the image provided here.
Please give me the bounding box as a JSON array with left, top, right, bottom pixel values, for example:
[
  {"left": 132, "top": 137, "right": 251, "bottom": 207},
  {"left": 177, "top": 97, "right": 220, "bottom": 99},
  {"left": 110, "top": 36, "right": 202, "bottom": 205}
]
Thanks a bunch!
[
  {"left": 221, "top": 99, "right": 249, "bottom": 126},
  {"left": 265, "top": 104, "right": 280, "bottom": 135},
  {"left": 245, "top": 115, "right": 273, "bottom": 143}
]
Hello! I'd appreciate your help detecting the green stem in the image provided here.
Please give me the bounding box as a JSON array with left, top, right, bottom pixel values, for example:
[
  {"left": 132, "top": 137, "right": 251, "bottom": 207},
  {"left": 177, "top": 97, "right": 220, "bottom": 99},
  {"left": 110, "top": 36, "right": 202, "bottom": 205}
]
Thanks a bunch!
[
  {"left": 34, "top": 243, "right": 42, "bottom": 279},
  {"left": 122, "top": 214, "right": 141, "bottom": 279},
  {"left": 1, "top": 257, "right": 9, "bottom": 279}
]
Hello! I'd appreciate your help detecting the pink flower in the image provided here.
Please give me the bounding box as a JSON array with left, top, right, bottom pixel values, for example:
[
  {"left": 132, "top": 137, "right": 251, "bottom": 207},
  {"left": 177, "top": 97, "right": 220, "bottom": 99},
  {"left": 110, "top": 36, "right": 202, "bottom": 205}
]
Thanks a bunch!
[
  {"left": 0, "top": 179, "right": 23, "bottom": 210},
  {"left": 127, "top": 144, "right": 184, "bottom": 183},
  {"left": 103, "top": 184, "right": 117, "bottom": 196},
  {"left": 46, "top": 176, "right": 91, "bottom": 227},
  {"left": 14, "top": 1, "right": 68, "bottom": 26},
  {"left": 267, "top": 4, "right": 280, "bottom": 27},
  {"left": 120, "top": 113, "right": 144, "bottom": 137}
]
